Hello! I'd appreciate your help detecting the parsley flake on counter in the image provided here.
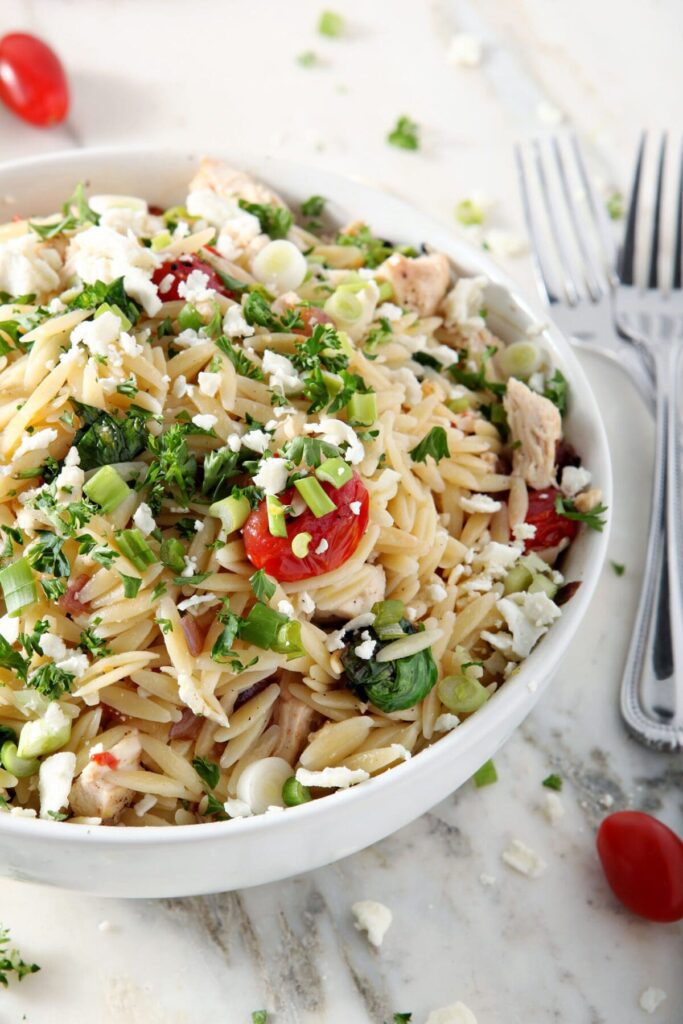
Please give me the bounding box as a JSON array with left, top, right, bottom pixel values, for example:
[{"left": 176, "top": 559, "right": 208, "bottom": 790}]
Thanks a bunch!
[
  {"left": 0, "top": 924, "right": 40, "bottom": 987},
  {"left": 473, "top": 759, "right": 498, "bottom": 787},
  {"left": 297, "top": 50, "right": 318, "bottom": 68},
  {"left": 610, "top": 561, "right": 625, "bottom": 577},
  {"left": 542, "top": 773, "right": 563, "bottom": 791},
  {"left": 387, "top": 115, "right": 420, "bottom": 151}
]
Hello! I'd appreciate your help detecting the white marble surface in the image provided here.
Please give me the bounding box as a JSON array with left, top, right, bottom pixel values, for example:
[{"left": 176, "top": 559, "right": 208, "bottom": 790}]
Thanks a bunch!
[{"left": 0, "top": 1, "right": 682, "bottom": 1021}]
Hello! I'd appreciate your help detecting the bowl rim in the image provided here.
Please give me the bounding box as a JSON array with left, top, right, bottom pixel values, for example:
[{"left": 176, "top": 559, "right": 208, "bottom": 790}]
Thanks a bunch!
[{"left": 0, "top": 144, "right": 612, "bottom": 844}]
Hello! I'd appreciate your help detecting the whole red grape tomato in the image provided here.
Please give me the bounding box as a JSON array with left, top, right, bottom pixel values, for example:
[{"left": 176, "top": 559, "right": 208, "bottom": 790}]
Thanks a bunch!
[{"left": 0, "top": 33, "right": 69, "bottom": 127}]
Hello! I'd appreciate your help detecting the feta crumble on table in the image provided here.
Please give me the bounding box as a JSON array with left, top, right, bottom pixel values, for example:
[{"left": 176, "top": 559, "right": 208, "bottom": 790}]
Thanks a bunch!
[
  {"left": 425, "top": 1002, "right": 479, "bottom": 1024},
  {"left": 541, "top": 791, "right": 565, "bottom": 826},
  {"left": 351, "top": 900, "right": 393, "bottom": 948},
  {"left": 502, "top": 838, "right": 547, "bottom": 878},
  {"left": 447, "top": 33, "right": 484, "bottom": 67},
  {"left": 639, "top": 987, "right": 667, "bottom": 1014}
]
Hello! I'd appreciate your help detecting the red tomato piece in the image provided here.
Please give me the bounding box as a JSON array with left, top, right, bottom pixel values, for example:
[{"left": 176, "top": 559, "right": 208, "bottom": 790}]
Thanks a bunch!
[
  {"left": 597, "top": 811, "right": 683, "bottom": 923},
  {"left": 91, "top": 750, "right": 119, "bottom": 769},
  {"left": 0, "top": 33, "right": 69, "bottom": 127},
  {"left": 293, "top": 306, "right": 335, "bottom": 336},
  {"left": 152, "top": 255, "right": 238, "bottom": 302},
  {"left": 243, "top": 473, "right": 369, "bottom": 582},
  {"left": 523, "top": 487, "right": 579, "bottom": 551}
]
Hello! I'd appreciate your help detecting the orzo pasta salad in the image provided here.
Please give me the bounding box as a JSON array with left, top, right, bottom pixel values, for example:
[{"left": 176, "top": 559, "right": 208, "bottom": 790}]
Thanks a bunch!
[{"left": 0, "top": 160, "right": 605, "bottom": 826}]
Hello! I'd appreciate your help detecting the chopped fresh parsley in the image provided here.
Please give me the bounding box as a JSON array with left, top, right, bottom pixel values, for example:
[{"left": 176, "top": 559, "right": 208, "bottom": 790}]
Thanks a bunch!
[
  {"left": 154, "top": 617, "right": 173, "bottom": 635},
  {"left": 335, "top": 226, "right": 394, "bottom": 269},
  {"left": 0, "top": 635, "right": 29, "bottom": 681},
  {"left": 116, "top": 377, "right": 139, "bottom": 398},
  {"left": 151, "top": 582, "right": 167, "bottom": 602},
  {"left": 47, "top": 810, "right": 68, "bottom": 821},
  {"left": 250, "top": 569, "right": 276, "bottom": 603},
  {"left": 41, "top": 578, "right": 66, "bottom": 601},
  {"left": 555, "top": 495, "right": 607, "bottom": 532},
  {"left": 0, "top": 924, "right": 40, "bottom": 987},
  {"left": 26, "top": 532, "right": 70, "bottom": 577},
  {"left": 409, "top": 426, "right": 449, "bottom": 465},
  {"left": 192, "top": 756, "right": 220, "bottom": 791},
  {"left": 29, "top": 182, "right": 98, "bottom": 239},
  {"left": 79, "top": 627, "right": 112, "bottom": 658},
  {"left": 610, "top": 561, "right": 625, "bottom": 577},
  {"left": 237, "top": 200, "right": 293, "bottom": 240},
  {"left": 91, "top": 546, "right": 119, "bottom": 570},
  {"left": 144, "top": 424, "right": 198, "bottom": 513},
  {"left": 447, "top": 347, "right": 506, "bottom": 397},
  {"left": 28, "top": 664, "right": 75, "bottom": 700},
  {"left": 387, "top": 115, "right": 420, "bottom": 151},
  {"left": 279, "top": 436, "right": 340, "bottom": 468},
  {"left": 292, "top": 323, "right": 347, "bottom": 374},
  {"left": 67, "top": 276, "right": 140, "bottom": 326},
  {"left": 542, "top": 773, "right": 563, "bottom": 791},
  {"left": 243, "top": 292, "right": 302, "bottom": 334},
  {"left": 390, "top": 1015, "right": 412, "bottom": 1024},
  {"left": 215, "top": 334, "right": 264, "bottom": 380},
  {"left": 120, "top": 573, "right": 142, "bottom": 599},
  {"left": 543, "top": 369, "right": 568, "bottom": 415},
  {"left": 412, "top": 351, "right": 442, "bottom": 371},
  {"left": 18, "top": 619, "right": 49, "bottom": 658},
  {"left": 364, "top": 317, "right": 393, "bottom": 355}
]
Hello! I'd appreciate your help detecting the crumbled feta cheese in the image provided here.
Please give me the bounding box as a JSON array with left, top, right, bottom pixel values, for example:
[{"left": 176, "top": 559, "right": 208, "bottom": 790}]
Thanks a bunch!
[
  {"left": 537, "top": 100, "right": 564, "bottom": 125},
  {"left": 459, "top": 494, "right": 502, "bottom": 514},
  {"left": 354, "top": 632, "right": 377, "bottom": 660},
  {"left": 352, "top": 900, "right": 393, "bottom": 948},
  {"left": 442, "top": 276, "right": 487, "bottom": 336},
  {"left": 241, "top": 429, "right": 271, "bottom": 454},
  {"left": 97, "top": 919, "right": 113, "bottom": 932},
  {"left": 40, "top": 632, "right": 68, "bottom": 662},
  {"left": 425, "top": 1002, "right": 478, "bottom": 1024},
  {"left": 299, "top": 592, "right": 316, "bottom": 615},
  {"left": 191, "top": 414, "right": 217, "bottom": 431},
  {"left": 173, "top": 374, "right": 189, "bottom": 398},
  {"left": 133, "top": 793, "right": 157, "bottom": 818},
  {"left": 119, "top": 331, "right": 143, "bottom": 357},
  {"left": 223, "top": 304, "right": 255, "bottom": 338},
  {"left": 304, "top": 418, "right": 364, "bottom": 464},
  {"left": 479, "top": 873, "right": 496, "bottom": 886},
  {"left": 194, "top": 520, "right": 203, "bottom": 533},
  {"left": 448, "top": 33, "right": 483, "bottom": 67},
  {"left": 224, "top": 797, "right": 253, "bottom": 819},
  {"left": 48, "top": 297, "right": 66, "bottom": 314},
  {"left": 475, "top": 541, "right": 520, "bottom": 576},
  {"left": 394, "top": 367, "right": 423, "bottom": 406},
  {"left": 639, "top": 988, "right": 667, "bottom": 1014},
  {"left": 376, "top": 301, "right": 403, "bottom": 321},
  {"left": 14, "top": 428, "right": 58, "bottom": 460},
  {"left": 251, "top": 457, "right": 289, "bottom": 496},
  {"left": 428, "top": 582, "right": 448, "bottom": 602},
  {"left": 71, "top": 309, "right": 121, "bottom": 355},
  {"left": 0, "top": 614, "right": 19, "bottom": 645},
  {"left": 433, "top": 713, "right": 460, "bottom": 733},
  {"left": 560, "top": 465, "right": 592, "bottom": 497},
  {"left": 198, "top": 371, "right": 221, "bottom": 397},
  {"left": 175, "top": 328, "right": 203, "bottom": 348},
  {"left": 315, "top": 538, "right": 329, "bottom": 555},
  {"left": 181, "top": 556, "right": 198, "bottom": 578},
  {"left": 177, "top": 593, "right": 219, "bottom": 614},
  {"left": 158, "top": 272, "right": 175, "bottom": 295},
  {"left": 57, "top": 652, "right": 90, "bottom": 677},
  {"left": 178, "top": 269, "right": 215, "bottom": 304},
  {"left": 262, "top": 350, "right": 302, "bottom": 396},
  {"left": 186, "top": 188, "right": 236, "bottom": 227},
  {"left": 277, "top": 600, "right": 295, "bottom": 617},
  {"left": 217, "top": 211, "right": 262, "bottom": 260},
  {"left": 227, "top": 433, "right": 242, "bottom": 453},
  {"left": 349, "top": 501, "right": 362, "bottom": 516},
  {"left": 542, "top": 791, "right": 565, "bottom": 826},
  {"left": 38, "top": 751, "right": 76, "bottom": 819},
  {"left": 295, "top": 766, "right": 370, "bottom": 789},
  {"left": 502, "top": 838, "right": 547, "bottom": 878},
  {"left": 496, "top": 590, "right": 561, "bottom": 658},
  {"left": 512, "top": 522, "right": 537, "bottom": 541},
  {"left": 0, "top": 232, "right": 62, "bottom": 296},
  {"left": 133, "top": 501, "right": 156, "bottom": 537},
  {"left": 66, "top": 225, "right": 161, "bottom": 315}
]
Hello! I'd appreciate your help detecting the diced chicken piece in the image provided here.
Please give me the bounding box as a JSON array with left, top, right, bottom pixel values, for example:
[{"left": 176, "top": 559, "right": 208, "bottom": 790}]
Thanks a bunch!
[
  {"left": 573, "top": 487, "right": 602, "bottom": 513},
  {"left": 314, "top": 565, "right": 386, "bottom": 622},
  {"left": 504, "top": 377, "right": 561, "bottom": 489},
  {"left": 189, "top": 158, "right": 285, "bottom": 207},
  {"left": 69, "top": 733, "right": 141, "bottom": 821},
  {"left": 272, "top": 689, "right": 318, "bottom": 764},
  {"left": 376, "top": 252, "right": 450, "bottom": 317}
]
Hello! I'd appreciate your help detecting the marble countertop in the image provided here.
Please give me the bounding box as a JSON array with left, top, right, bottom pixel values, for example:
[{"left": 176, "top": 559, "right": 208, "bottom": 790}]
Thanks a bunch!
[{"left": 0, "top": 0, "right": 681, "bottom": 1021}]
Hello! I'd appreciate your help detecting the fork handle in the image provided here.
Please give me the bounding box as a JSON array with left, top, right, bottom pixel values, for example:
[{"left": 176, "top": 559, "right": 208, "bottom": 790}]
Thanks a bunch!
[{"left": 620, "top": 344, "right": 683, "bottom": 749}]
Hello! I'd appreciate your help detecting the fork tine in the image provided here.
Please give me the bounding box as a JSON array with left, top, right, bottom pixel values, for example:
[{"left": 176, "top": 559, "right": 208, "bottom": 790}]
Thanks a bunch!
[
  {"left": 514, "top": 144, "right": 556, "bottom": 305},
  {"left": 673, "top": 139, "right": 683, "bottom": 290},
  {"left": 619, "top": 133, "right": 646, "bottom": 285},
  {"left": 550, "top": 136, "right": 605, "bottom": 301},
  {"left": 531, "top": 139, "right": 581, "bottom": 305},
  {"left": 648, "top": 135, "right": 667, "bottom": 289},
  {"left": 570, "top": 133, "right": 618, "bottom": 287}
]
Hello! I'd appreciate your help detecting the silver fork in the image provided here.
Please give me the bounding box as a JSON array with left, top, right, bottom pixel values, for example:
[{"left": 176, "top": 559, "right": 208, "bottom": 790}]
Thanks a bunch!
[
  {"left": 515, "top": 136, "right": 655, "bottom": 407},
  {"left": 515, "top": 135, "right": 681, "bottom": 752},
  {"left": 616, "top": 134, "right": 683, "bottom": 751}
]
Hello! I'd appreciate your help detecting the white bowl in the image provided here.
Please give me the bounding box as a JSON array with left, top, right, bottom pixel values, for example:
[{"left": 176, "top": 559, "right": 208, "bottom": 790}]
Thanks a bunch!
[{"left": 0, "top": 147, "right": 611, "bottom": 897}]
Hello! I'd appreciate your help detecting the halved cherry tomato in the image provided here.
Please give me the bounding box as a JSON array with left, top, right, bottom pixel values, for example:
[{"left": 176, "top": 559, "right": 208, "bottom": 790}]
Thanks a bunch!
[
  {"left": 523, "top": 487, "right": 579, "bottom": 551},
  {"left": 152, "top": 255, "right": 238, "bottom": 302},
  {"left": 293, "top": 306, "right": 334, "bottom": 336},
  {"left": 243, "top": 473, "right": 369, "bottom": 582},
  {"left": 597, "top": 811, "right": 683, "bottom": 922},
  {"left": 0, "top": 33, "right": 69, "bottom": 127}
]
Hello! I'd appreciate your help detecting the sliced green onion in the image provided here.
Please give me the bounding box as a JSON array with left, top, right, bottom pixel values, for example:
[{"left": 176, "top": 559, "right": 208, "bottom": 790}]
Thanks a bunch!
[
  {"left": 473, "top": 758, "right": 498, "bottom": 787},
  {"left": 321, "top": 370, "right": 343, "bottom": 396},
  {"left": 291, "top": 532, "right": 312, "bottom": 558},
  {"left": 324, "top": 285, "right": 364, "bottom": 325},
  {"left": 528, "top": 573, "right": 558, "bottom": 599},
  {"left": 294, "top": 477, "right": 337, "bottom": 518},
  {"left": 178, "top": 303, "right": 203, "bottom": 331},
  {"left": 0, "top": 558, "right": 37, "bottom": 617},
  {"left": 347, "top": 391, "right": 377, "bottom": 426},
  {"left": 503, "top": 563, "right": 533, "bottom": 595},
  {"left": 94, "top": 302, "right": 132, "bottom": 332},
  {"left": 447, "top": 396, "right": 470, "bottom": 414},
  {"left": 266, "top": 495, "right": 287, "bottom": 538},
  {"left": 318, "top": 10, "right": 344, "bottom": 36},
  {"left": 371, "top": 599, "right": 406, "bottom": 641},
  {"left": 162, "top": 205, "right": 192, "bottom": 226},
  {"left": 209, "top": 494, "right": 250, "bottom": 533},
  {"left": 498, "top": 341, "right": 543, "bottom": 380},
  {"left": 438, "top": 675, "right": 489, "bottom": 714},
  {"left": 0, "top": 740, "right": 38, "bottom": 778},
  {"left": 239, "top": 602, "right": 287, "bottom": 650},
  {"left": 17, "top": 707, "right": 71, "bottom": 759},
  {"left": 160, "top": 538, "right": 185, "bottom": 574},
  {"left": 83, "top": 465, "right": 131, "bottom": 514},
  {"left": 114, "top": 529, "right": 157, "bottom": 571},
  {"left": 336, "top": 331, "right": 355, "bottom": 359},
  {"left": 272, "top": 620, "right": 306, "bottom": 661},
  {"left": 151, "top": 230, "right": 172, "bottom": 252},
  {"left": 282, "top": 776, "right": 312, "bottom": 806},
  {"left": 376, "top": 280, "right": 394, "bottom": 302},
  {"left": 455, "top": 198, "right": 485, "bottom": 226},
  {"left": 315, "top": 458, "right": 352, "bottom": 489}
]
